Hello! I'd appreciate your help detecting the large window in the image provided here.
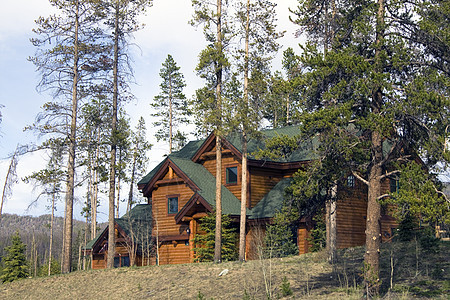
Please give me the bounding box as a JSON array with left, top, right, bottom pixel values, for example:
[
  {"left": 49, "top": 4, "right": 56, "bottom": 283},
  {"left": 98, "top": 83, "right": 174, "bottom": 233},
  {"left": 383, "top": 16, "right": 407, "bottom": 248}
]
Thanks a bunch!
[
  {"left": 168, "top": 196, "right": 178, "bottom": 214},
  {"left": 226, "top": 166, "right": 238, "bottom": 185}
]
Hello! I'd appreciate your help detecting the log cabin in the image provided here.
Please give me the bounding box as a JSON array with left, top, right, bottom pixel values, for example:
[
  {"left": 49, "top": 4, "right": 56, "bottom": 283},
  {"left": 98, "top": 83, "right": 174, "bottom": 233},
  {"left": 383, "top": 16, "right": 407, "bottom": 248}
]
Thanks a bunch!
[
  {"left": 84, "top": 204, "right": 153, "bottom": 269},
  {"left": 87, "top": 125, "right": 399, "bottom": 268}
]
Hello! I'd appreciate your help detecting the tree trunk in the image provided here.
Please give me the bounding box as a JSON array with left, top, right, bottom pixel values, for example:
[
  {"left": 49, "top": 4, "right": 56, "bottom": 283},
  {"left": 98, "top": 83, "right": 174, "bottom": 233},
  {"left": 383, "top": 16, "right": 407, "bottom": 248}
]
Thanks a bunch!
[
  {"left": 0, "top": 147, "right": 18, "bottom": 219},
  {"left": 91, "top": 130, "right": 100, "bottom": 239},
  {"left": 214, "top": 136, "right": 222, "bottom": 263},
  {"left": 48, "top": 185, "right": 55, "bottom": 276},
  {"left": 364, "top": 131, "right": 383, "bottom": 296},
  {"left": 239, "top": 0, "right": 250, "bottom": 262},
  {"left": 116, "top": 155, "right": 121, "bottom": 218},
  {"left": 127, "top": 151, "right": 137, "bottom": 213},
  {"left": 364, "top": 0, "right": 385, "bottom": 295},
  {"left": 328, "top": 184, "right": 337, "bottom": 264},
  {"left": 239, "top": 137, "right": 248, "bottom": 261},
  {"left": 214, "top": 0, "right": 223, "bottom": 264},
  {"left": 62, "top": 0, "right": 80, "bottom": 274},
  {"left": 107, "top": 0, "right": 120, "bottom": 269}
]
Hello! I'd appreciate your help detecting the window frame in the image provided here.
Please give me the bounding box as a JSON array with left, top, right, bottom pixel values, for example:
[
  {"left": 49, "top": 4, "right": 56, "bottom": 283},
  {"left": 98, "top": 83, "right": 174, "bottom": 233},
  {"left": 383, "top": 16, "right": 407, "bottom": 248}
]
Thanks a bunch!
[
  {"left": 167, "top": 194, "right": 179, "bottom": 215},
  {"left": 390, "top": 178, "right": 399, "bottom": 193},
  {"left": 347, "top": 175, "right": 355, "bottom": 188},
  {"left": 225, "top": 166, "right": 238, "bottom": 185}
]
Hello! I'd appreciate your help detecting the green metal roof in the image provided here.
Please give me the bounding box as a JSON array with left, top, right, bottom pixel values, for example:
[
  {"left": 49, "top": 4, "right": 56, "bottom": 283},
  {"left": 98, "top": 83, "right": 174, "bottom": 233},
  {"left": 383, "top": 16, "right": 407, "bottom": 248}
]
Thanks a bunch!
[
  {"left": 84, "top": 204, "right": 153, "bottom": 250},
  {"left": 249, "top": 178, "right": 293, "bottom": 219},
  {"left": 115, "top": 204, "right": 153, "bottom": 248},
  {"left": 224, "top": 125, "right": 318, "bottom": 162},
  {"left": 138, "top": 126, "right": 311, "bottom": 187},
  {"left": 84, "top": 230, "right": 103, "bottom": 250},
  {"left": 170, "top": 156, "right": 245, "bottom": 216}
]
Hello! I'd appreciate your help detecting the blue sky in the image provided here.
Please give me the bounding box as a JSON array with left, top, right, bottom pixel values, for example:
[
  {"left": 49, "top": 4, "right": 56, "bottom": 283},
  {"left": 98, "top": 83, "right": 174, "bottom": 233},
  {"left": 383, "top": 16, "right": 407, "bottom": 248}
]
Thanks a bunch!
[{"left": 0, "top": 0, "right": 301, "bottom": 222}]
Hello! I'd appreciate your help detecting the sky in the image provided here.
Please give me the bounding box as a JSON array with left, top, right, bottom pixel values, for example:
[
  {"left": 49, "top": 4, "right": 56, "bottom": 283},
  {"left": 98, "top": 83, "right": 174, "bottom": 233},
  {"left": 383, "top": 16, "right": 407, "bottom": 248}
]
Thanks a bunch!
[{"left": 0, "top": 0, "right": 301, "bottom": 222}]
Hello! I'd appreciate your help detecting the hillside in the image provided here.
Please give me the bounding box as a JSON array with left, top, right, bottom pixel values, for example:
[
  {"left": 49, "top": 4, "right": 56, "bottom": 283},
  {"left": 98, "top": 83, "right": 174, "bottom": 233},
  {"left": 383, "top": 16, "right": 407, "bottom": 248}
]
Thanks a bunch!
[
  {"left": 1, "top": 242, "right": 449, "bottom": 299},
  {"left": 0, "top": 214, "right": 106, "bottom": 265}
]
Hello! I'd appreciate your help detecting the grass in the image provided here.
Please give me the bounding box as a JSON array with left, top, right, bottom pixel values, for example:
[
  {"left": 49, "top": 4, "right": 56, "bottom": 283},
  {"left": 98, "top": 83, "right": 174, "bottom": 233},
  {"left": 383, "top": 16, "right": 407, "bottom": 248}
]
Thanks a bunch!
[{"left": 0, "top": 241, "right": 448, "bottom": 299}]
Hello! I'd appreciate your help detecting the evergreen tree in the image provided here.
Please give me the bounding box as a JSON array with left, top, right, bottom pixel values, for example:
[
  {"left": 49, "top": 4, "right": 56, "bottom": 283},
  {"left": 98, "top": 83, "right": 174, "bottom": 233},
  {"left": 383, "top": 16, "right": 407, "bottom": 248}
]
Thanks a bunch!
[
  {"left": 151, "top": 54, "right": 189, "bottom": 153},
  {"left": 127, "top": 117, "right": 152, "bottom": 212},
  {"left": 79, "top": 96, "right": 111, "bottom": 240},
  {"left": 291, "top": 0, "right": 449, "bottom": 294},
  {"left": 193, "top": 213, "right": 237, "bottom": 262},
  {"left": 191, "top": 0, "right": 232, "bottom": 263},
  {"left": 29, "top": 0, "right": 109, "bottom": 273},
  {"left": 23, "top": 140, "right": 65, "bottom": 277},
  {"left": 1, "top": 232, "right": 29, "bottom": 283},
  {"left": 99, "top": 0, "right": 153, "bottom": 269},
  {"left": 264, "top": 207, "right": 299, "bottom": 258},
  {"left": 234, "top": 0, "right": 283, "bottom": 262}
]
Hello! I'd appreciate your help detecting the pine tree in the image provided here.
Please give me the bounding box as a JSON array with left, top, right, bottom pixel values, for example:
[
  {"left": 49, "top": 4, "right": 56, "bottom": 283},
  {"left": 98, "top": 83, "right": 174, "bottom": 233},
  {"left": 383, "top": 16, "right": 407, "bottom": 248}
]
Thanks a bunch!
[
  {"left": 291, "top": 0, "right": 449, "bottom": 294},
  {"left": 29, "top": 0, "right": 109, "bottom": 273},
  {"left": 0, "top": 232, "right": 29, "bottom": 283},
  {"left": 99, "top": 0, "right": 153, "bottom": 269},
  {"left": 127, "top": 117, "right": 152, "bottom": 212},
  {"left": 151, "top": 54, "right": 189, "bottom": 153},
  {"left": 193, "top": 212, "right": 237, "bottom": 262},
  {"left": 234, "top": 0, "right": 283, "bottom": 262},
  {"left": 23, "top": 140, "right": 65, "bottom": 277},
  {"left": 191, "top": 0, "right": 233, "bottom": 263}
]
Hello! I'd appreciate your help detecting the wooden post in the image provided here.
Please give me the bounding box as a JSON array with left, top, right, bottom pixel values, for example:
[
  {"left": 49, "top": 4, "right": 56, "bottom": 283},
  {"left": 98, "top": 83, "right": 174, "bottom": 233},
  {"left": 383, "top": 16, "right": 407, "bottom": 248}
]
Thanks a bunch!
[{"left": 189, "top": 219, "right": 196, "bottom": 262}]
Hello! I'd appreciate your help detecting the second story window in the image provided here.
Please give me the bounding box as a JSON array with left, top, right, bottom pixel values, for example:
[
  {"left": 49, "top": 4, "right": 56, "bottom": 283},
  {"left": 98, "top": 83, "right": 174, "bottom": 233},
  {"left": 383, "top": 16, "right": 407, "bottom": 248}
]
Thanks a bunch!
[
  {"left": 347, "top": 175, "right": 355, "bottom": 188},
  {"left": 226, "top": 166, "right": 238, "bottom": 185},
  {"left": 168, "top": 196, "right": 178, "bottom": 214},
  {"left": 390, "top": 178, "right": 399, "bottom": 193}
]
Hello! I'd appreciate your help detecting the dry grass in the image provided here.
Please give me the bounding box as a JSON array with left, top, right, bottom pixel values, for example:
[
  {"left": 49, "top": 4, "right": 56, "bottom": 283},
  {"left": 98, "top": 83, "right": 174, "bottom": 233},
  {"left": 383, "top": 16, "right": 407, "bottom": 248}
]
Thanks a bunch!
[
  {"left": 1, "top": 242, "right": 448, "bottom": 299},
  {"left": 0, "top": 252, "right": 359, "bottom": 300}
]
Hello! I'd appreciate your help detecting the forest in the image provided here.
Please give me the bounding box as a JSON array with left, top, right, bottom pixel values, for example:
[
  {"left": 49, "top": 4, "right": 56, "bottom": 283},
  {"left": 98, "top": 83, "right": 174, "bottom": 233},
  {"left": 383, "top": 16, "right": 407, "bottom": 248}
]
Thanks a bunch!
[{"left": 0, "top": 0, "right": 448, "bottom": 298}]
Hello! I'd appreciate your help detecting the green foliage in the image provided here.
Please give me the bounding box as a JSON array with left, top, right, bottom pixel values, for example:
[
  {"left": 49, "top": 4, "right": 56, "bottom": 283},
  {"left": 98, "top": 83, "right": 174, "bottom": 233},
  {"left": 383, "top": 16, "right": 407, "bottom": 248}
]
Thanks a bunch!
[
  {"left": 264, "top": 207, "right": 299, "bottom": 258},
  {"left": 280, "top": 276, "right": 293, "bottom": 297},
  {"left": 254, "top": 134, "right": 299, "bottom": 161},
  {"left": 38, "top": 258, "right": 61, "bottom": 277},
  {"left": 151, "top": 54, "right": 189, "bottom": 152},
  {"left": 418, "top": 226, "right": 440, "bottom": 254},
  {"left": 1, "top": 232, "right": 29, "bottom": 283},
  {"left": 193, "top": 212, "right": 237, "bottom": 262},
  {"left": 381, "top": 162, "right": 450, "bottom": 226},
  {"left": 308, "top": 211, "right": 326, "bottom": 252},
  {"left": 395, "top": 213, "right": 419, "bottom": 242}
]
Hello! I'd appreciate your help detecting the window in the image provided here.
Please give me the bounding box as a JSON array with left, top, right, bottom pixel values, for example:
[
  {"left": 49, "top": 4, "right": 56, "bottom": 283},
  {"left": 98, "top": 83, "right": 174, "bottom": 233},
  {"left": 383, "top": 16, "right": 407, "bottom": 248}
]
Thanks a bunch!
[
  {"left": 347, "top": 175, "right": 355, "bottom": 188},
  {"left": 168, "top": 197, "right": 178, "bottom": 214},
  {"left": 121, "top": 256, "right": 130, "bottom": 267},
  {"left": 226, "top": 166, "right": 238, "bottom": 184},
  {"left": 114, "top": 257, "right": 120, "bottom": 268},
  {"left": 114, "top": 256, "right": 130, "bottom": 268},
  {"left": 390, "top": 178, "right": 399, "bottom": 193}
]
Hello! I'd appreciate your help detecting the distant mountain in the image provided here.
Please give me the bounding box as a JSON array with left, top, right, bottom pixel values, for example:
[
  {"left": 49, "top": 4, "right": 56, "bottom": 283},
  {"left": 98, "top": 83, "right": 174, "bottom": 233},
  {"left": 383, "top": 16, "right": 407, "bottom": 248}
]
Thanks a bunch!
[{"left": 0, "top": 214, "right": 106, "bottom": 266}]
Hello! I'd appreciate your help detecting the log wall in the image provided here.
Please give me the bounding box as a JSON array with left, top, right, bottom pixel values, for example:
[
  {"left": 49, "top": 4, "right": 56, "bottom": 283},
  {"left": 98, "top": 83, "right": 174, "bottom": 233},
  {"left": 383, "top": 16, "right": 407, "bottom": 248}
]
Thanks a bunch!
[
  {"left": 158, "top": 240, "right": 191, "bottom": 265},
  {"left": 249, "top": 167, "right": 283, "bottom": 208},
  {"left": 152, "top": 172, "right": 194, "bottom": 237},
  {"left": 298, "top": 225, "right": 312, "bottom": 254},
  {"left": 201, "top": 146, "right": 243, "bottom": 201}
]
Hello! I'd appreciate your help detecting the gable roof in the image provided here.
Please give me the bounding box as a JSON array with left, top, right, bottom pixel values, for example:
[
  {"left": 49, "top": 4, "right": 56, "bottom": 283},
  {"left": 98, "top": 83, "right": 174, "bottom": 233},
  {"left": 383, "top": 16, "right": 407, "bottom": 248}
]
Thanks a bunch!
[
  {"left": 84, "top": 204, "right": 152, "bottom": 251},
  {"left": 169, "top": 156, "right": 244, "bottom": 216},
  {"left": 249, "top": 177, "right": 293, "bottom": 219},
  {"left": 139, "top": 126, "right": 312, "bottom": 188}
]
